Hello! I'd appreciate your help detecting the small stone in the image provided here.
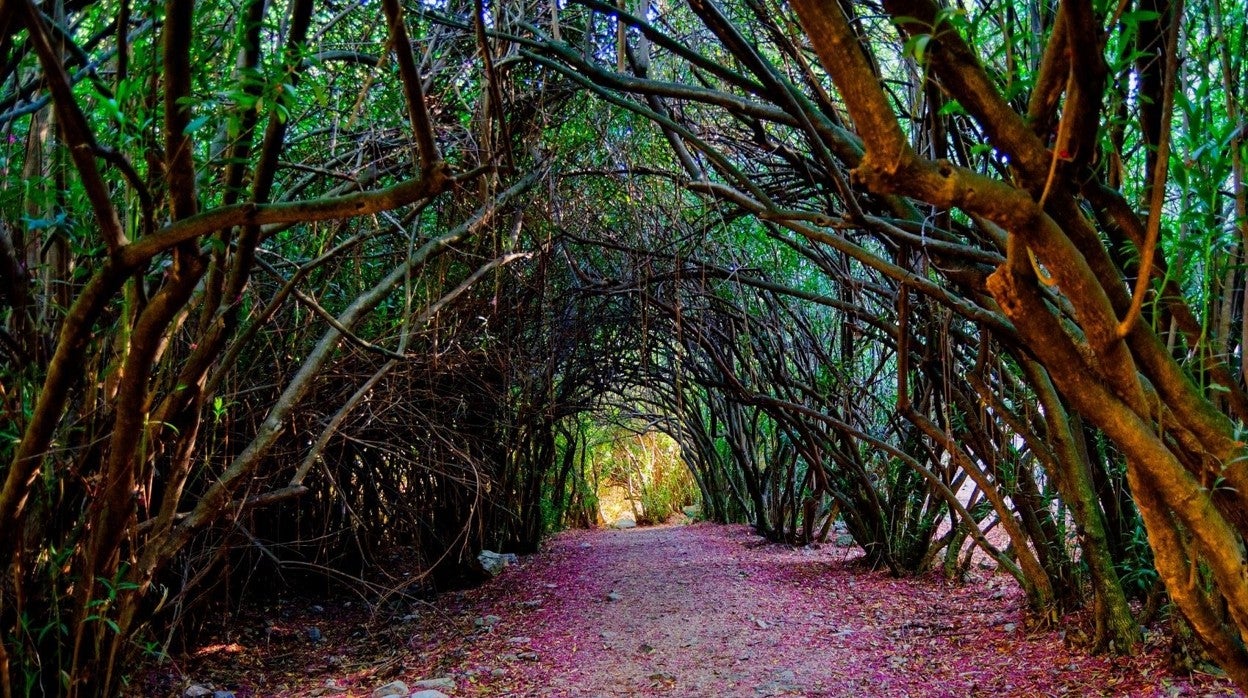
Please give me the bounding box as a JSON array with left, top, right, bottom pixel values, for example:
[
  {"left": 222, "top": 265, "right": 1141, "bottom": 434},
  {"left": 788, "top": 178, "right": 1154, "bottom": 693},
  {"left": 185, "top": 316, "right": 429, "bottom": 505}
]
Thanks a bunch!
[
  {"left": 638, "top": 643, "right": 656, "bottom": 654},
  {"left": 756, "top": 677, "right": 798, "bottom": 696},
  {"left": 326, "top": 654, "right": 345, "bottom": 668},
  {"left": 184, "top": 687, "right": 213, "bottom": 698},
  {"left": 516, "top": 599, "right": 542, "bottom": 609},
  {"left": 517, "top": 651, "right": 539, "bottom": 661},
  {"left": 412, "top": 677, "right": 456, "bottom": 691},
  {"left": 477, "top": 550, "right": 513, "bottom": 577},
  {"left": 309, "top": 679, "right": 348, "bottom": 697},
  {"left": 755, "top": 619, "right": 768, "bottom": 629},
  {"left": 474, "top": 614, "right": 502, "bottom": 627},
  {"left": 836, "top": 534, "right": 855, "bottom": 547},
  {"left": 212, "top": 692, "right": 236, "bottom": 698},
  {"left": 410, "top": 692, "right": 450, "bottom": 698},
  {"left": 311, "top": 604, "right": 325, "bottom": 613},
  {"left": 579, "top": 543, "right": 592, "bottom": 548},
  {"left": 370, "top": 681, "right": 409, "bottom": 698},
  {"left": 606, "top": 591, "right": 623, "bottom": 602},
  {"left": 306, "top": 626, "right": 323, "bottom": 642},
  {"left": 506, "top": 636, "right": 531, "bottom": 645},
  {"left": 491, "top": 668, "right": 507, "bottom": 678},
  {"left": 613, "top": 516, "right": 637, "bottom": 529},
  {"left": 1003, "top": 622, "right": 1017, "bottom": 632}
]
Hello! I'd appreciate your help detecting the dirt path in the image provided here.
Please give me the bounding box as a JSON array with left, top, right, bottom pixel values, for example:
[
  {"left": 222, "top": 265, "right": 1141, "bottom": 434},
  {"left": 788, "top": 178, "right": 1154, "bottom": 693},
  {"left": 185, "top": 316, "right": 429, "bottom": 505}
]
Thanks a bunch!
[
  {"left": 459, "top": 524, "right": 1237, "bottom": 697},
  {"left": 158, "top": 524, "right": 1242, "bottom": 697},
  {"left": 509, "top": 524, "right": 828, "bottom": 695}
]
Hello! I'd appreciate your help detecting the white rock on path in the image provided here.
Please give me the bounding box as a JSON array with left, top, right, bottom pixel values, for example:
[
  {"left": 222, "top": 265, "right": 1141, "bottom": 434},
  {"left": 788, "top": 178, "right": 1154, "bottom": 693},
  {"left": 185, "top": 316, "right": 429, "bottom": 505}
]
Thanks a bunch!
[
  {"left": 410, "top": 691, "right": 450, "bottom": 698},
  {"left": 370, "top": 680, "right": 408, "bottom": 698},
  {"left": 474, "top": 614, "right": 502, "bottom": 627},
  {"left": 412, "top": 677, "right": 456, "bottom": 690},
  {"left": 477, "top": 550, "right": 517, "bottom": 577}
]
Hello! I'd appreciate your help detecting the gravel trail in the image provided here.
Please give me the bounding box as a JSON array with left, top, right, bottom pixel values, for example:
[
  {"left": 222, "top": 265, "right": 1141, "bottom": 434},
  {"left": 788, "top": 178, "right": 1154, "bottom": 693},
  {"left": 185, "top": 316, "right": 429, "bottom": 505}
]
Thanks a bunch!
[{"left": 151, "top": 523, "right": 1243, "bottom": 697}]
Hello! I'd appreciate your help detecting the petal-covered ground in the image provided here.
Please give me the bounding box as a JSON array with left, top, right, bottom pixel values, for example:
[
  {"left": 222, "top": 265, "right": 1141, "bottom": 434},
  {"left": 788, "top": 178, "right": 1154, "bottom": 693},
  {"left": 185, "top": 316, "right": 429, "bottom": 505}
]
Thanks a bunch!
[{"left": 147, "top": 523, "right": 1243, "bottom": 697}]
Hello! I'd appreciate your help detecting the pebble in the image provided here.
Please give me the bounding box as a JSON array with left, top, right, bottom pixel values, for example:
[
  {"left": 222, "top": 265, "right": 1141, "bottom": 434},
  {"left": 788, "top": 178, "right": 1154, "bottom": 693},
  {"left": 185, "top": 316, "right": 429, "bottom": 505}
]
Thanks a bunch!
[
  {"left": 310, "top": 679, "right": 347, "bottom": 696},
  {"left": 183, "top": 687, "right": 233, "bottom": 698},
  {"left": 370, "top": 681, "right": 408, "bottom": 698},
  {"left": 517, "top": 651, "right": 539, "bottom": 661},
  {"left": 306, "top": 626, "right": 323, "bottom": 642},
  {"left": 410, "top": 692, "right": 450, "bottom": 698},
  {"left": 606, "top": 591, "right": 623, "bottom": 602},
  {"left": 413, "top": 677, "right": 456, "bottom": 691}
]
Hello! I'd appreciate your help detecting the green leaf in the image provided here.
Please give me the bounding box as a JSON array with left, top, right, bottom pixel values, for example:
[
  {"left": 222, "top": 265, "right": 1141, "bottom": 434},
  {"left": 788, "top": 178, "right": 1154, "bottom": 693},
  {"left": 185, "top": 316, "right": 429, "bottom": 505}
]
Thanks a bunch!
[
  {"left": 184, "top": 114, "right": 212, "bottom": 134},
  {"left": 904, "top": 34, "right": 933, "bottom": 63},
  {"left": 1119, "top": 9, "right": 1161, "bottom": 24}
]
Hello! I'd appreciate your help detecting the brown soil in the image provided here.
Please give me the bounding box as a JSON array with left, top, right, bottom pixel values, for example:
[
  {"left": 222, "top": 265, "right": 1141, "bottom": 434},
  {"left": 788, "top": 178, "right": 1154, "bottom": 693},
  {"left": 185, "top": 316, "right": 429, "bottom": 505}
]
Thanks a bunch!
[{"left": 135, "top": 523, "right": 1243, "bottom": 697}]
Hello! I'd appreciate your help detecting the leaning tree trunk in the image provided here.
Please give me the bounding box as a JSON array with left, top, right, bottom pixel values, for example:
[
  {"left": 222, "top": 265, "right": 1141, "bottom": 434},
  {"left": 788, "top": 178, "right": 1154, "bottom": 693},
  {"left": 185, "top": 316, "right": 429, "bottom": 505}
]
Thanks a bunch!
[{"left": 790, "top": 0, "right": 1248, "bottom": 686}]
